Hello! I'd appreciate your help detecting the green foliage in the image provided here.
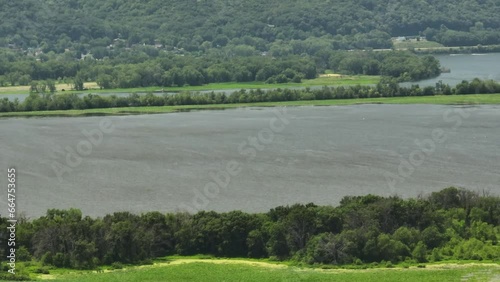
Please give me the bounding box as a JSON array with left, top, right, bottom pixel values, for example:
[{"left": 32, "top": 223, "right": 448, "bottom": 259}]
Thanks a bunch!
[
  {"left": 1, "top": 188, "right": 500, "bottom": 271},
  {"left": 17, "top": 246, "right": 32, "bottom": 262},
  {"left": 393, "top": 227, "right": 420, "bottom": 250},
  {"left": 304, "top": 233, "right": 354, "bottom": 265},
  {"left": 412, "top": 242, "right": 428, "bottom": 263},
  {"left": 73, "top": 76, "right": 85, "bottom": 91},
  {"left": 266, "top": 223, "right": 290, "bottom": 260},
  {"left": 377, "top": 234, "right": 410, "bottom": 262},
  {"left": 2, "top": 0, "right": 500, "bottom": 54},
  {"left": 2, "top": 31, "right": 443, "bottom": 91},
  {"left": 111, "top": 262, "right": 124, "bottom": 270},
  {"left": 3, "top": 79, "right": 500, "bottom": 114},
  {"left": 431, "top": 248, "right": 442, "bottom": 262},
  {"left": 40, "top": 252, "right": 53, "bottom": 266},
  {"left": 33, "top": 267, "right": 50, "bottom": 274},
  {"left": 53, "top": 253, "right": 67, "bottom": 268},
  {"left": 421, "top": 226, "right": 446, "bottom": 249}
]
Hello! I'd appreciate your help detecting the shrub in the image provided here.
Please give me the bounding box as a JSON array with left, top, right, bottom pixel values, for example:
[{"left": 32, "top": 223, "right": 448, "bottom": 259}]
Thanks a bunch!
[
  {"left": 140, "top": 259, "right": 154, "bottom": 265},
  {"left": 111, "top": 262, "right": 124, "bottom": 270},
  {"left": 33, "top": 268, "right": 50, "bottom": 274},
  {"left": 17, "top": 247, "right": 32, "bottom": 262},
  {"left": 53, "top": 253, "right": 66, "bottom": 268},
  {"left": 40, "top": 252, "right": 53, "bottom": 266},
  {"left": 431, "top": 248, "right": 442, "bottom": 262},
  {"left": 412, "top": 242, "right": 428, "bottom": 263}
]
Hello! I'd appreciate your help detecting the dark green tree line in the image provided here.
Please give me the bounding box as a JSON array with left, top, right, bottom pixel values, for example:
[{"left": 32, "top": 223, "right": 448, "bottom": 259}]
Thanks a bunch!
[{"left": 1, "top": 187, "right": 499, "bottom": 272}]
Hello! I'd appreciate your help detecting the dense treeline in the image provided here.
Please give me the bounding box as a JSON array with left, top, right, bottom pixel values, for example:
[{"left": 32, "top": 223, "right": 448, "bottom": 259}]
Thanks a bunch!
[
  {"left": 424, "top": 24, "right": 500, "bottom": 47},
  {"left": 2, "top": 0, "right": 500, "bottom": 52},
  {"left": 1, "top": 187, "right": 499, "bottom": 276},
  {"left": 0, "top": 49, "right": 440, "bottom": 89},
  {"left": 413, "top": 45, "right": 500, "bottom": 55},
  {"left": 1, "top": 78, "right": 499, "bottom": 113}
]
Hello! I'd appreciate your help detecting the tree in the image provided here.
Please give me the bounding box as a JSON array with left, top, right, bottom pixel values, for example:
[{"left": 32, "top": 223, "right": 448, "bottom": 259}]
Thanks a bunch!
[
  {"left": 393, "top": 227, "right": 420, "bottom": 250},
  {"left": 140, "top": 212, "right": 173, "bottom": 257},
  {"left": 469, "top": 221, "right": 497, "bottom": 243},
  {"left": 266, "top": 223, "right": 290, "bottom": 260},
  {"left": 412, "top": 241, "right": 427, "bottom": 262},
  {"left": 7, "top": 72, "right": 21, "bottom": 86},
  {"left": 96, "top": 74, "right": 114, "bottom": 89},
  {"left": 73, "top": 75, "right": 85, "bottom": 91},
  {"left": 17, "top": 246, "right": 32, "bottom": 262},
  {"left": 182, "top": 67, "right": 204, "bottom": 86},
  {"left": 46, "top": 80, "right": 57, "bottom": 93},
  {"left": 247, "top": 229, "right": 268, "bottom": 258},
  {"left": 283, "top": 205, "right": 317, "bottom": 252},
  {"left": 18, "top": 74, "right": 32, "bottom": 86},
  {"left": 377, "top": 234, "right": 409, "bottom": 262},
  {"left": 71, "top": 240, "right": 97, "bottom": 269},
  {"left": 305, "top": 233, "right": 353, "bottom": 265},
  {"left": 421, "top": 226, "right": 446, "bottom": 249}
]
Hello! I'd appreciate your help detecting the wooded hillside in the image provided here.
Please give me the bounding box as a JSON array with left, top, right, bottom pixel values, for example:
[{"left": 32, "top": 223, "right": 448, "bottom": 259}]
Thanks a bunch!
[{"left": 2, "top": 0, "right": 500, "bottom": 51}]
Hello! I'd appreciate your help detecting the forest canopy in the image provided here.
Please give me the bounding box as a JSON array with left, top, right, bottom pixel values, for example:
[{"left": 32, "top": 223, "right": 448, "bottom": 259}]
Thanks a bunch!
[
  {"left": 5, "top": 0, "right": 498, "bottom": 91},
  {"left": 1, "top": 0, "right": 500, "bottom": 52}
]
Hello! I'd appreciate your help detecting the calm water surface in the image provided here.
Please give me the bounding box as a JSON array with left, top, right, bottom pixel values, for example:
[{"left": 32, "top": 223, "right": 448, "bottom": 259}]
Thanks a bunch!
[
  {"left": 1, "top": 105, "right": 499, "bottom": 217},
  {"left": 402, "top": 53, "right": 500, "bottom": 87}
]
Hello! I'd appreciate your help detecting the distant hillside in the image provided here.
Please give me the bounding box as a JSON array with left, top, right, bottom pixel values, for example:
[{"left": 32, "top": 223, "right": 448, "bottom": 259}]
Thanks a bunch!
[{"left": 1, "top": 0, "right": 500, "bottom": 51}]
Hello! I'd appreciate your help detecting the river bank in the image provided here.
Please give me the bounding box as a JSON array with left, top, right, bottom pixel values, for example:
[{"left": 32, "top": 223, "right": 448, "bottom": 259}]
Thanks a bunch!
[{"left": 0, "top": 94, "right": 499, "bottom": 118}]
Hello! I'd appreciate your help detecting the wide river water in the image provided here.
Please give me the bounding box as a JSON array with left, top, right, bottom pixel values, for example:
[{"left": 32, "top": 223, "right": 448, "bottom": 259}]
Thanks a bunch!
[{"left": 1, "top": 105, "right": 499, "bottom": 217}]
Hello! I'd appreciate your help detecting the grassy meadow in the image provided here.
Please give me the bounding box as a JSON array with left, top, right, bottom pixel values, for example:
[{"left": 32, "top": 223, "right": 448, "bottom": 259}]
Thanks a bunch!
[
  {"left": 0, "top": 82, "right": 99, "bottom": 95},
  {"left": 25, "top": 258, "right": 500, "bottom": 282}
]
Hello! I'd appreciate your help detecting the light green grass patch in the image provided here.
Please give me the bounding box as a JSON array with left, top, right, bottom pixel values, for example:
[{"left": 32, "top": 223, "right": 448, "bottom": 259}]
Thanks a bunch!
[
  {"left": 43, "top": 260, "right": 500, "bottom": 282},
  {"left": 394, "top": 40, "right": 445, "bottom": 50}
]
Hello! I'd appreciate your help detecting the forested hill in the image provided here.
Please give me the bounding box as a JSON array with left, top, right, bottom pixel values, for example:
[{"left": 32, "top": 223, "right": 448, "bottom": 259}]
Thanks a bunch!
[{"left": 2, "top": 0, "right": 500, "bottom": 51}]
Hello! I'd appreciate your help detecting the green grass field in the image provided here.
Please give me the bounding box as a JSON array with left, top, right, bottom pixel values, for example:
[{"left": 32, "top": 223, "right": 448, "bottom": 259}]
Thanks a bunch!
[
  {"left": 0, "top": 75, "right": 380, "bottom": 95},
  {"left": 0, "top": 94, "right": 499, "bottom": 118},
  {"left": 393, "top": 40, "right": 445, "bottom": 50},
  {"left": 33, "top": 258, "right": 500, "bottom": 282}
]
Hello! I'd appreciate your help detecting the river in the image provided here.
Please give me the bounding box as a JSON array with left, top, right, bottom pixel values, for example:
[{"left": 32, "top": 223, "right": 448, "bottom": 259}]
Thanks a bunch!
[
  {"left": 402, "top": 52, "right": 500, "bottom": 87},
  {"left": 1, "top": 105, "right": 499, "bottom": 217}
]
